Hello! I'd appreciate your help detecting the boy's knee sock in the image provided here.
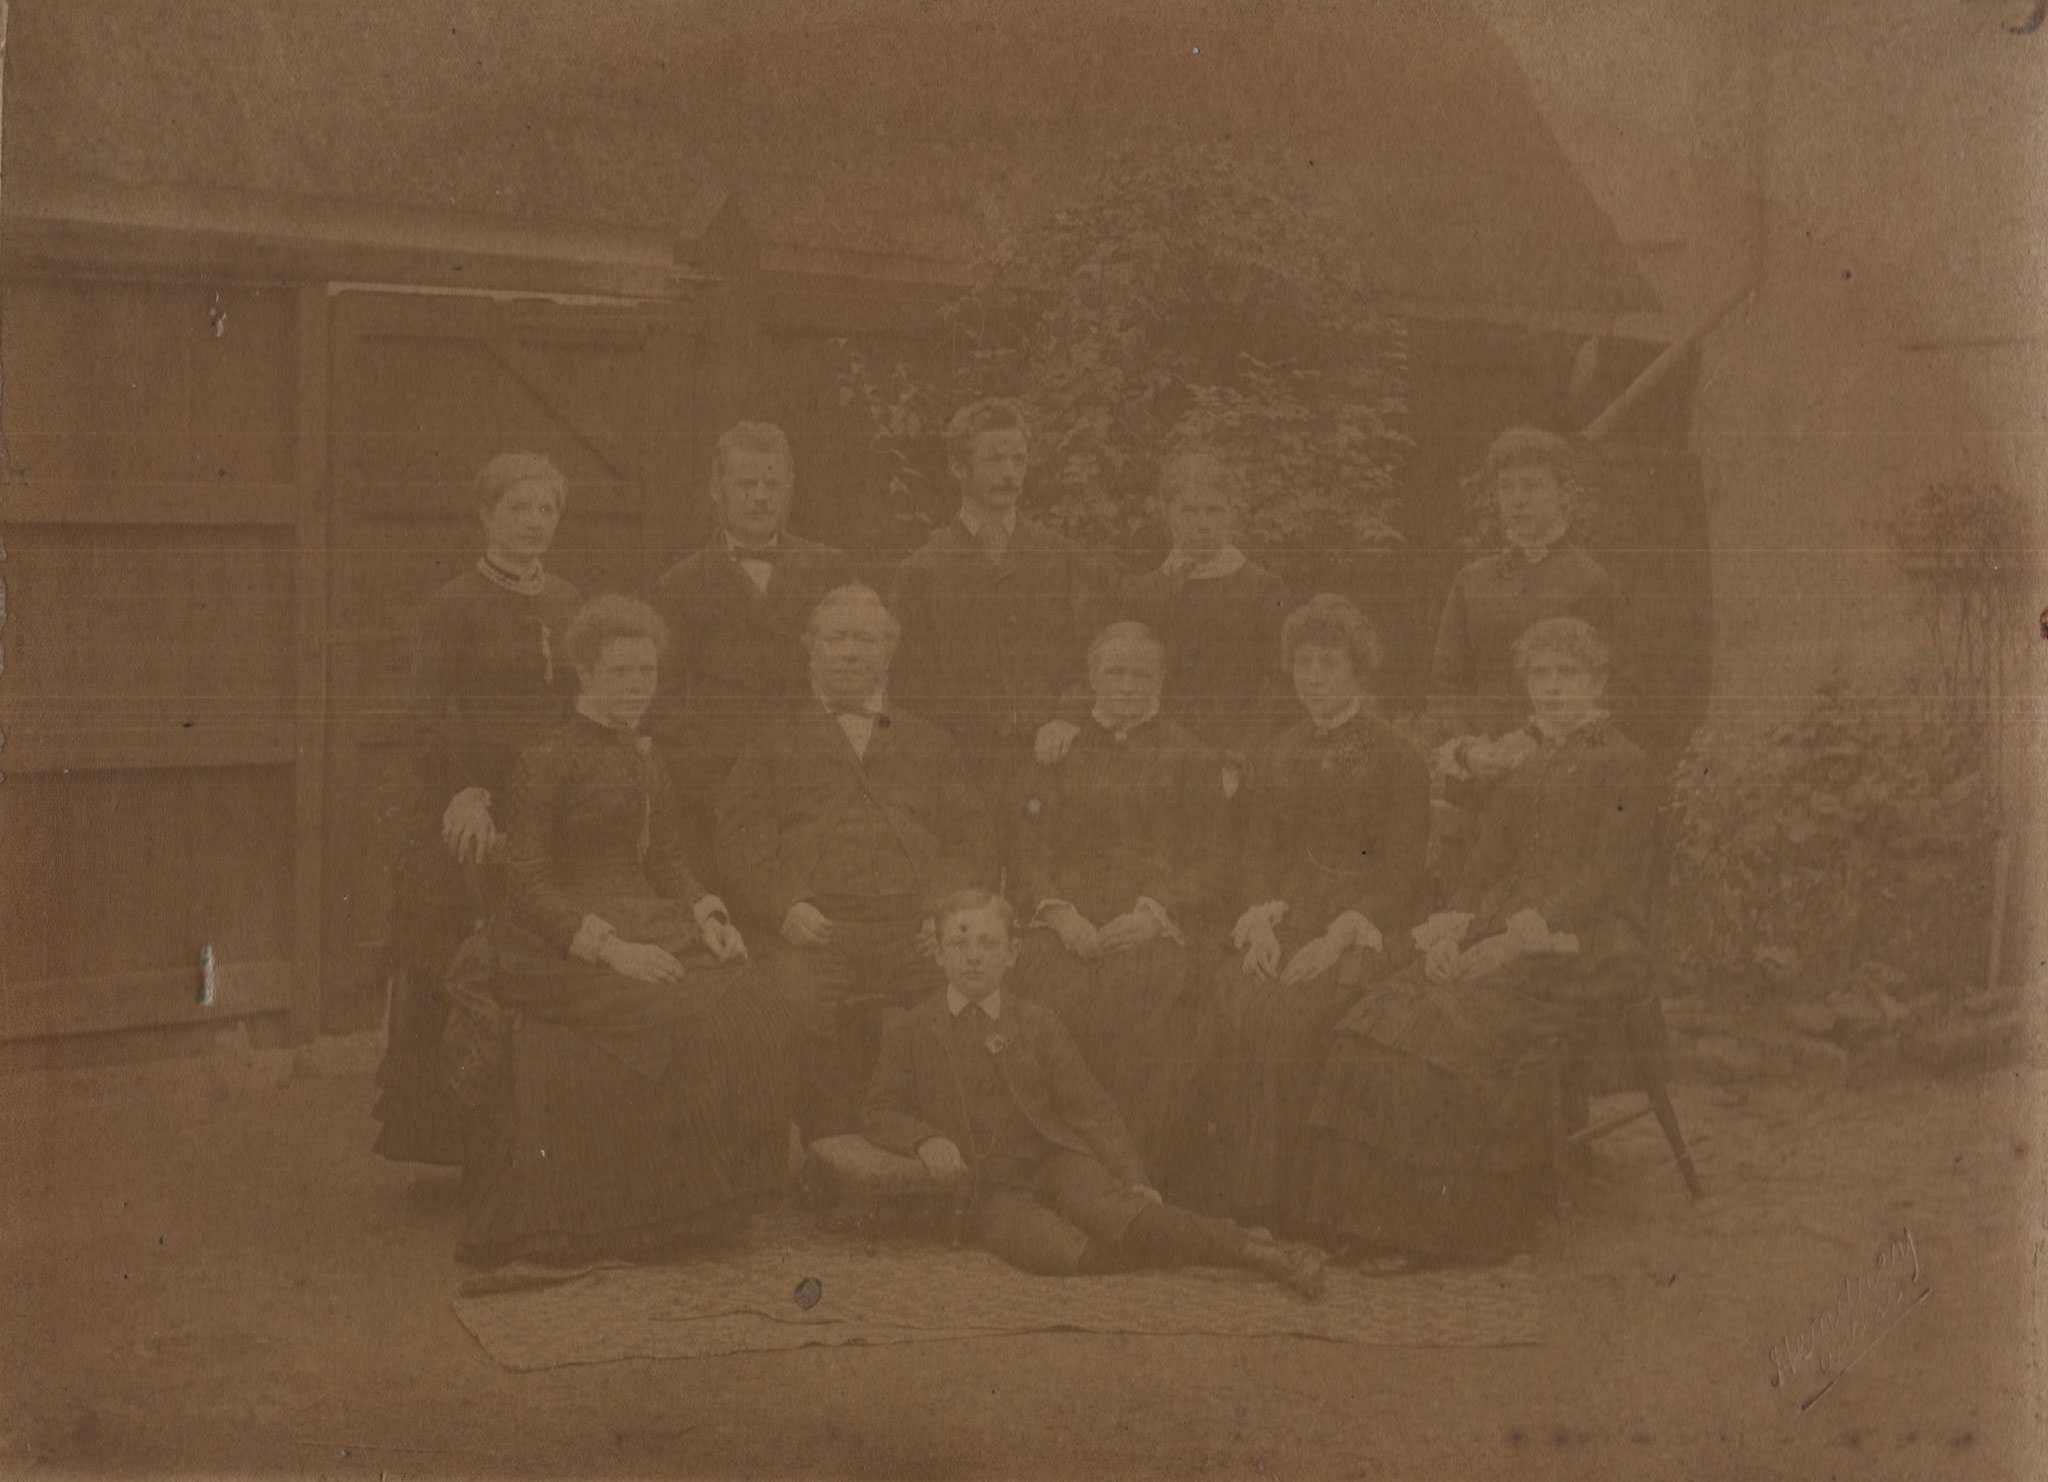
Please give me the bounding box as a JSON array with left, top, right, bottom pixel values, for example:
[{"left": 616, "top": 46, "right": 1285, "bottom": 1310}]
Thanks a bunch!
[{"left": 1119, "top": 1202, "right": 1250, "bottom": 1270}]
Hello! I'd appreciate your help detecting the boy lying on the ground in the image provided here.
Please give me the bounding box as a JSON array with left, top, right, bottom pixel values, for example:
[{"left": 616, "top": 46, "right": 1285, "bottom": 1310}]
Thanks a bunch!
[{"left": 861, "top": 888, "right": 1326, "bottom": 1296}]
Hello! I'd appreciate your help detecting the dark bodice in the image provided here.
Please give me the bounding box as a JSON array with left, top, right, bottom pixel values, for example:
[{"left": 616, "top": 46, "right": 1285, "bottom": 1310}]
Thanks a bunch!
[
  {"left": 1116, "top": 560, "right": 1294, "bottom": 763},
  {"left": 1242, "top": 710, "right": 1431, "bottom": 935},
  {"left": 1429, "top": 544, "right": 1621, "bottom": 738},
  {"left": 1453, "top": 718, "right": 1654, "bottom": 936},
  {"left": 407, "top": 567, "right": 583, "bottom": 804},
  {"left": 502, "top": 714, "right": 706, "bottom": 953},
  {"left": 1013, "top": 716, "right": 1228, "bottom": 925}
]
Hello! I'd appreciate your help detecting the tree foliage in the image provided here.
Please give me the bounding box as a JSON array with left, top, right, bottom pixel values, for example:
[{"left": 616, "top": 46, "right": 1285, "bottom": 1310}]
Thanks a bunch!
[{"left": 833, "top": 147, "right": 1411, "bottom": 588}]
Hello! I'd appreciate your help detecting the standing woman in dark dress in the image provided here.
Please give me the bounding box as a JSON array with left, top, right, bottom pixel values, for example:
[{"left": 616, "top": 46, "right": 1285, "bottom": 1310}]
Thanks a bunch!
[
  {"left": 1188, "top": 596, "right": 1430, "bottom": 1229},
  {"left": 1305, "top": 618, "right": 1653, "bottom": 1267},
  {"left": 1010, "top": 620, "right": 1230, "bottom": 1191},
  {"left": 442, "top": 596, "right": 796, "bottom": 1266},
  {"left": 372, "top": 453, "right": 582, "bottom": 1165}
]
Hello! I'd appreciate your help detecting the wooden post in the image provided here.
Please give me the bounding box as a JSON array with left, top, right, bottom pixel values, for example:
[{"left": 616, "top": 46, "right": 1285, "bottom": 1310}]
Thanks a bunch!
[
  {"left": 287, "top": 282, "right": 332, "bottom": 1043},
  {"left": 1580, "top": 276, "right": 1761, "bottom": 443}
]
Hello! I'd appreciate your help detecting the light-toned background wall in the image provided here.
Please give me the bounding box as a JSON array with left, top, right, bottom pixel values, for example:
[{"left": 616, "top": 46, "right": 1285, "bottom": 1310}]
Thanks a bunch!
[{"left": 1480, "top": 0, "right": 2047, "bottom": 709}]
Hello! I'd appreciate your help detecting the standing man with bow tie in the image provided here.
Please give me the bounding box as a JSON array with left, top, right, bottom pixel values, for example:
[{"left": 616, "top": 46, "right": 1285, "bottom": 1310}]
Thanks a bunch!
[
  {"left": 888, "top": 399, "right": 1111, "bottom": 806},
  {"left": 717, "top": 584, "right": 995, "bottom": 1139},
  {"left": 651, "top": 421, "right": 856, "bottom": 879}
]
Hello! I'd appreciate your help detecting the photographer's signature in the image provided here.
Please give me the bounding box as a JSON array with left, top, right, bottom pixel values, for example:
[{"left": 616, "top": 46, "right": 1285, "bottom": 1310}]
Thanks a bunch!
[{"left": 1770, "top": 1227, "right": 1930, "bottom": 1412}]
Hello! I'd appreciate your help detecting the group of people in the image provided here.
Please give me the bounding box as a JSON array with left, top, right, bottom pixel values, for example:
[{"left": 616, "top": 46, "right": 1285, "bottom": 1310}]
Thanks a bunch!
[{"left": 370, "top": 401, "right": 1655, "bottom": 1296}]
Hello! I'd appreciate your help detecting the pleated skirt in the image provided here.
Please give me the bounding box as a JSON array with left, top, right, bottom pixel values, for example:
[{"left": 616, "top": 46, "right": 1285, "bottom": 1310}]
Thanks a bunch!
[{"left": 1302, "top": 959, "right": 1565, "bottom": 1264}]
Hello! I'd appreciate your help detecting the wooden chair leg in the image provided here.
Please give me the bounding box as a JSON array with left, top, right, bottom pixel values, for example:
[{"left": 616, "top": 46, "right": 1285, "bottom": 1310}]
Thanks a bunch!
[
  {"left": 1643, "top": 1073, "right": 1704, "bottom": 1200},
  {"left": 1625, "top": 1001, "right": 1703, "bottom": 1200}
]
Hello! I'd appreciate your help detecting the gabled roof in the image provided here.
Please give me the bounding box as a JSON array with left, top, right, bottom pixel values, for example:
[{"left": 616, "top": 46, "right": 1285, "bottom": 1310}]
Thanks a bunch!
[{"left": 3, "top": 0, "right": 1658, "bottom": 318}]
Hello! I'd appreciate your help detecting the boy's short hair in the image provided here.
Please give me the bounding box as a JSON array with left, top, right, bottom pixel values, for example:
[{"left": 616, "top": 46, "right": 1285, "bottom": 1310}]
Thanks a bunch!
[{"left": 931, "top": 888, "right": 1017, "bottom": 941}]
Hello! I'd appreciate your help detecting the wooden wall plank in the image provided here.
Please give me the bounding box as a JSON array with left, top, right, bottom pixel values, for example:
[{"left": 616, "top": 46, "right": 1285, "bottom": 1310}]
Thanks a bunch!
[
  {"left": 0, "top": 959, "right": 296, "bottom": 1041},
  {"left": 0, "top": 770, "right": 297, "bottom": 987},
  {"left": 4, "top": 480, "right": 298, "bottom": 526},
  {"left": 0, "top": 726, "right": 295, "bottom": 774},
  {"left": 291, "top": 283, "right": 332, "bottom": 1044}
]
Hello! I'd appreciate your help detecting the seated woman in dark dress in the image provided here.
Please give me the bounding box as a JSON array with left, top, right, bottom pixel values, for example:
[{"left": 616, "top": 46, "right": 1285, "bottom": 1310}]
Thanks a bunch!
[
  {"left": 373, "top": 452, "right": 582, "bottom": 1166},
  {"left": 1187, "top": 596, "right": 1430, "bottom": 1229},
  {"left": 442, "top": 596, "right": 797, "bottom": 1266},
  {"left": 1010, "top": 620, "right": 1230, "bottom": 1191},
  {"left": 1305, "top": 617, "right": 1653, "bottom": 1268}
]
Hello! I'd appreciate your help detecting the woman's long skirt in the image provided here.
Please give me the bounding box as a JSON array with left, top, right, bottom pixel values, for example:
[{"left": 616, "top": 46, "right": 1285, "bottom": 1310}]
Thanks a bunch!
[
  {"left": 443, "top": 899, "right": 797, "bottom": 1266},
  {"left": 1301, "top": 958, "right": 1568, "bottom": 1264},
  {"left": 1183, "top": 917, "right": 1390, "bottom": 1230},
  {"left": 1010, "top": 928, "right": 1212, "bottom": 1194}
]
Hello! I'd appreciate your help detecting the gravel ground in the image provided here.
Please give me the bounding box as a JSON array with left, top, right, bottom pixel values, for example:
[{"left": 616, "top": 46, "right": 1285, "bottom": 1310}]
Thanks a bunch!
[{"left": 0, "top": 1026, "right": 2040, "bottom": 1480}]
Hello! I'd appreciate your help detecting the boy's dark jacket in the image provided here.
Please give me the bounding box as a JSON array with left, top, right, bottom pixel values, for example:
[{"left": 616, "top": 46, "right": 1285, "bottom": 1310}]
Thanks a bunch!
[{"left": 862, "top": 991, "right": 1147, "bottom": 1186}]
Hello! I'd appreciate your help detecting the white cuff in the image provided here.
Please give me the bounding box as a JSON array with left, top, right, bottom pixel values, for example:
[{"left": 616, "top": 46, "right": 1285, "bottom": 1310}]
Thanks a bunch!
[
  {"left": 1133, "top": 896, "right": 1186, "bottom": 946},
  {"left": 692, "top": 894, "right": 731, "bottom": 928},
  {"left": 1327, "top": 911, "right": 1383, "bottom": 956},
  {"left": 1233, "top": 900, "right": 1287, "bottom": 948},
  {"left": 569, "top": 914, "right": 619, "bottom": 964}
]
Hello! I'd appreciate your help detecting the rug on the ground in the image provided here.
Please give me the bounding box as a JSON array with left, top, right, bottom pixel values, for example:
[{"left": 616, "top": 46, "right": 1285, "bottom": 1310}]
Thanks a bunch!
[{"left": 451, "top": 1233, "right": 1543, "bottom": 1369}]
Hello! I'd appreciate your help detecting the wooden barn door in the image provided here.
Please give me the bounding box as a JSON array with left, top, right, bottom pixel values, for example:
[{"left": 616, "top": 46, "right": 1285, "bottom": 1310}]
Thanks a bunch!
[
  {"left": 0, "top": 277, "right": 327, "bottom": 1048},
  {"left": 317, "top": 287, "right": 699, "bottom": 1031}
]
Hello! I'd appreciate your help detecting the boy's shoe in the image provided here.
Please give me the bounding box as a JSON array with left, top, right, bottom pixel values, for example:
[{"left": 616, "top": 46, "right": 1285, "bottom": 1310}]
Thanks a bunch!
[{"left": 1243, "top": 1235, "right": 1328, "bottom": 1299}]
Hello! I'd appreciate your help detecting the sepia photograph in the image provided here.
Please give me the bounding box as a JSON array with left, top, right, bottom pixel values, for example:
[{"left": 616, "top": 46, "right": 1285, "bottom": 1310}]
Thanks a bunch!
[{"left": 0, "top": 1, "right": 2042, "bottom": 1476}]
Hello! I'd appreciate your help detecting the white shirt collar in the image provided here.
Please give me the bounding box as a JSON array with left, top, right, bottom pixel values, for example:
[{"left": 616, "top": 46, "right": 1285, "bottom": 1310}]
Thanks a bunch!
[
  {"left": 724, "top": 531, "right": 782, "bottom": 556},
  {"left": 814, "top": 686, "right": 887, "bottom": 716},
  {"left": 1506, "top": 518, "right": 1570, "bottom": 563},
  {"left": 957, "top": 503, "right": 1019, "bottom": 540},
  {"left": 1308, "top": 698, "right": 1363, "bottom": 733},
  {"left": 1092, "top": 700, "right": 1161, "bottom": 740},
  {"left": 946, "top": 986, "right": 1001, "bottom": 1020},
  {"left": 1532, "top": 707, "right": 1608, "bottom": 744},
  {"left": 1161, "top": 545, "right": 1247, "bottom": 581}
]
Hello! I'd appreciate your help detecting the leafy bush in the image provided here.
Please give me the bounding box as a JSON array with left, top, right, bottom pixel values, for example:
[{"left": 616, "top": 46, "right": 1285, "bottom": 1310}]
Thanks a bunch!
[
  {"left": 1659, "top": 693, "right": 1997, "bottom": 1001},
  {"left": 831, "top": 145, "right": 1411, "bottom": 591}
]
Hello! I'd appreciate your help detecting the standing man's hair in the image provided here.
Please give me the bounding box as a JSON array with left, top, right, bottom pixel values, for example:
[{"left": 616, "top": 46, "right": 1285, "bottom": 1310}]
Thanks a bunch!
[
  {"left": 710, "top": 420, "right": 793, "bottom": 486},
  {"left": 943, "top": 398, "right": 1029, "bottom": 469}
]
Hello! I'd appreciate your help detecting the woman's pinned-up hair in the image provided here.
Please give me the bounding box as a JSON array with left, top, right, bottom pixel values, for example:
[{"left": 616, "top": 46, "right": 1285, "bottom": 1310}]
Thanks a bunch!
[
  {"left": 473, "top": 451, "right": 569, "bottom": 515},
  {"left": 563, "top": 594, "right": 670, "bottom": 676},
  {"left": 943, "top": 397, "right": 1029, "bottom": 467},
  {"left": 1085, "top": 619, "right": 1167, "bottom": 672},
  {"left": 1511, "top": 615, "right": 1612, "bottom": 683},
  {"left": 931, "top": 887, "right": 1018, "bottom": 941},
  {"left": 1280, "top": 593, "right": 1382, "bottom": 676}
]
